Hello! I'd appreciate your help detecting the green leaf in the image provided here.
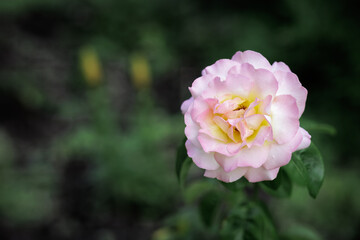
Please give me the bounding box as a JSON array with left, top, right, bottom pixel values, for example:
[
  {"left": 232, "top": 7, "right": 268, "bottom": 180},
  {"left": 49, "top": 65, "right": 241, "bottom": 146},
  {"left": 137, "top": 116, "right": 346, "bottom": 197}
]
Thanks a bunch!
[
  {"left": 199, "top": 191, "right": 221, "bottom": 227},
  {"left": 220, "top": 218, "right": 245, "bottom": 240},
  {"left": 284, "top": 154, "right": 308, "bottom": 186},
  {"left": 221, "top": 202, "right": 279, "bottom": 240},
  {"left": 184, "top": 180, "right": 215, "bottom": 203},
  {"left": 260, "top": 168, "right": 292, "bottom": 198},
  {"left": 298, "top": 143, "right": 324, "bottom": 198},
  {"left": 246, "top": 202, "right": 279, "bottom": 240},
  {"left": 262, "top": 169, "right": 283, "bottom": 190},
  {"left": 285, "top": 143, "right": 324, "bottom": 198},
  {"left": 175, "top": 137, "right": 188, "bottom": 181},
  {"left": 175, "top": 137, "right": 193, "bottom": 187},
  {"left": 179, "top": 157, "right": 192, "bottom": 188},
  {"left": 221, "top": 177, "right": 248, "bottom": 192}
]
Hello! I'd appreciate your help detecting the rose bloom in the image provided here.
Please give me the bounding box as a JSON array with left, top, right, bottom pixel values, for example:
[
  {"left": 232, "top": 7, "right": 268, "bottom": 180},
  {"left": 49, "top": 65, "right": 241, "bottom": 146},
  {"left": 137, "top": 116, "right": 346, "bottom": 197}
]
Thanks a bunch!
[{"left": 181, "top": 50, "right": 311, "bottom": 183}]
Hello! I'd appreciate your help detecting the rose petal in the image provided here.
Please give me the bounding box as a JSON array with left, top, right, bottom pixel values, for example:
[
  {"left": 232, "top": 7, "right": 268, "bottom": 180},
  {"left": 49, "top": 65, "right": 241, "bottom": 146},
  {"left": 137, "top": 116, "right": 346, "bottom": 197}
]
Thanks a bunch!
[
  {"left": 197, "top": 110, "right": 229, "bottom": 142},
  {"left": 238, "top": 64, "right": 278, "bottom": 99},
  {"left": 251, "top": 68, "right": 279, "bottom": 99},
  {"left": 227, "top": 126, "right": 242, "bottom": 143},
  {"left": 232, "top": 50, "right": 271, "bottom": 70},
  {"left": 237, "top": 120, "right": 254, "bottom": 141},
  {"left": 184, "top": 112, "right": 201, "bottom": 148},
  {"left": 214, "top": 144, "right": 270, "bottom": 172},
  {"left": 198, "top": 133, "right": 241, "bottom": 156},
  {"left": 189, "top": 75, "right": 218, "bottom": 97},
  {"left": 245, "top": 167, "right": 280, "bottom": 183},
  {"left": 186, "top": 140, "right": 220, "bottom": 170},
  {"left": 190, "top": 97, "right": 213, "bottom": 122},
  {"left": 223, "top": 73, "right": 253, "bottom": 98},
  {"left": 245, "top": 114, "right": 265, "bottom": 130},
  {"left": 271, "top": 95, "right": 299, "bottom": 144},
  {"left": 204, "top": 166, "right": 248, "bottom": 183},
  {"left": 244, "top": 97, "right": 259, "bottom": 117},
  {"left": 181, "top": 97, "right": 193, "bottom": 114},
  {"left": 274, "top": 71, "right": 307, "bottom": 117},
  {"left": 201, "top": 74, "right": 252, "bottom": 100},
  {"left": 247, "top": 126, "right": 272, "bottom": 147},
  {"left": 214, "top": 97, "right": 245, "bottom": 114},
  {"left": 296, "top": 127, "right": 311, "bottom": 150},
  {"left": 263, "top": 129, "right": 303, "bottom": 170},
  {"left": 198, "top": 77, "right": 226, "bottom": 99},
  {"left": 272, "top": 61, "right": 291, "bottom": 72},
  {"left": 202, "top": 59, "right": 240, "bottom": 80},
  {"left": 258, "top": 95, "right": 272, "bottom": 115},
  {"left": 213, "top": 116, "right": 230, "bottom": 133}
]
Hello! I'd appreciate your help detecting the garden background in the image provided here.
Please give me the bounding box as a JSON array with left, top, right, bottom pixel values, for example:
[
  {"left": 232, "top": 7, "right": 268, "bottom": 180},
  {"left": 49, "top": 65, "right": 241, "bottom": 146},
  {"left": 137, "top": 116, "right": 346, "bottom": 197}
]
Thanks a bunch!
[{"left": 0, "top": 0, "right": 359, "bottom": 239}]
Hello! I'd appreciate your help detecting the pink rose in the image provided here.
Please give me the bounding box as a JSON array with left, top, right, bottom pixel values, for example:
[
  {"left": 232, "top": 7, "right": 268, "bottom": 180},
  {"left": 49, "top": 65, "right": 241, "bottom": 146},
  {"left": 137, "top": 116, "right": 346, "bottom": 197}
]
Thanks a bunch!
[{"left": 181, "top": 50, "right": 311, "bottom": 183}]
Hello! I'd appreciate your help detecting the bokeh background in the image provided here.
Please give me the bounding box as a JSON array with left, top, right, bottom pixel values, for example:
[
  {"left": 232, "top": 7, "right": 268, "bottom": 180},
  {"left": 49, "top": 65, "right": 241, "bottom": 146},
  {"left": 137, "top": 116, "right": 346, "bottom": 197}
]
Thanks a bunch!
[{"left": 0, "top": 0, "right": 359, "bottom": 239}]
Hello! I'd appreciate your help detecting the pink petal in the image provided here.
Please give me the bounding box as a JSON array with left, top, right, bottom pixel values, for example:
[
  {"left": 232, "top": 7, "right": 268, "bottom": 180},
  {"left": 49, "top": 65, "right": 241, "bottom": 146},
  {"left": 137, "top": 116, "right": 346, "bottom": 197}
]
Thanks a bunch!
[
  {"left": 224, "top": 109, "right": 246, "bottom": 119},
  {"left": 274, "top": 71, "right": 308, "bottom": 117},
  {"left": 252, "top": 68, "right": 278, "bottom": 99},
  {"left": 184, "top": 112, "right": 201, "bottom": 148},
  {"left": 263, "top": 129, "right": 303, "bottom": 170},
  {"left": 272, "top": 61, "right": 291, "bottom": 72},
  {"left": 296, "top": 127, "right": 311, "bottom": 150},
  {"left": 214, "top": 101, "right": 238, "bottom": 115},
  {"left": 258, "top": 95, "right": 272, "bottom": 115},
  {"left": 231, "top": 50, "right": 271, "bottom": 70},
  {"left": 248, "top": 126, "right": 272, "bottom": 147},
  {"left": 271, "top": 95, "right": 300, "bottom": 144},
  {"left": 186, "top": 140, "right": 220, "bottom": 170},
  {"left": 181, "top": 97, "right": 193, "bottom": 114},
  {"left": 245, "top": 167, "right": 280, "bottom": 183},
  {"left": 204, "top": 166, "right": 248, "bottom": 183},
  {"left": 245, "top": 114, "right": 265, "bottom": 130},
  {"left": 226, "top": 126, "right": 241, "bottom": 143},
  {"left": 197, "top": 77, "right": 225, "bottom": 99},
  {"left": 189, "top": 75, "right": 218, "bottom": 97},
  {"left": 213, "top": 116, "right": 230, "bottom": 133},
  {"left": 244, "top": 97, "right": 259, "bottom": 117},
  {"left": 202, "top": 59, "right": 240, "bottom": 80},
  {"left": 201, "top": 74, "right": 252, "bottom": 100},
  {"left": 197, "top": 110, "right": 229, "bottom": 142},
  {"left": 214, "top": 97, "right": 247, "bottom": 114},
  {"left": 237, "top": 120, "right": 254, "bottom": 141},
  {"left": 238, "top": 64, "right": 278, "bottom": 99},
  {"left": 223, "top": 73, "right": 253, "bottom": 98},
  {"left": 214, "top": 144, "right": 270, "bottom": 172},
  {"left": 190, "top": 97, "right": 212, "bottom": 122},
  {"left": 226, "top": 141, "right": 246, "bottom": 154},
  {"left": 197, "top": 133, "right": 240, "bottom": 156}
]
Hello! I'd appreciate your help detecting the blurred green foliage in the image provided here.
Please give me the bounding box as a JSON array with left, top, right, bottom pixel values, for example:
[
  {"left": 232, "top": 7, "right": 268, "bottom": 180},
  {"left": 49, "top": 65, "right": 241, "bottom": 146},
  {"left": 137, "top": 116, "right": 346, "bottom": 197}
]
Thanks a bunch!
[{"left": 0, "top": 0, "right": 359, "bottom": 239}]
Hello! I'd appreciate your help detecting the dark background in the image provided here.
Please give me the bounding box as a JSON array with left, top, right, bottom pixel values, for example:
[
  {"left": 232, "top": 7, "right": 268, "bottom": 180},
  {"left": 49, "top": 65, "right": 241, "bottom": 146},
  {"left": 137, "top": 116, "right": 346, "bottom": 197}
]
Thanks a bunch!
[{"left": 0, "top": 0, "right": 359, "bottom": 239}]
